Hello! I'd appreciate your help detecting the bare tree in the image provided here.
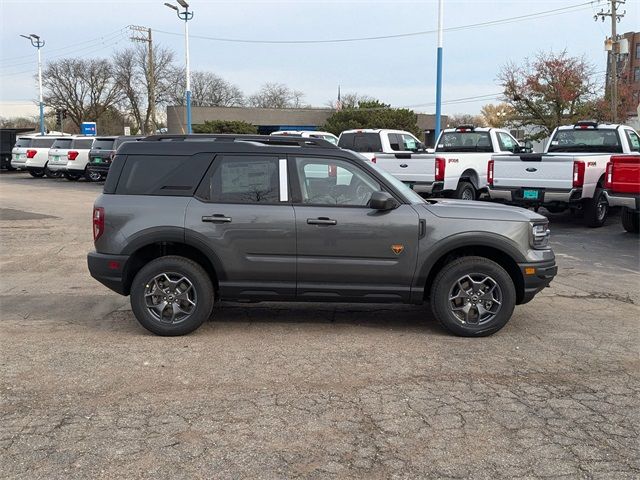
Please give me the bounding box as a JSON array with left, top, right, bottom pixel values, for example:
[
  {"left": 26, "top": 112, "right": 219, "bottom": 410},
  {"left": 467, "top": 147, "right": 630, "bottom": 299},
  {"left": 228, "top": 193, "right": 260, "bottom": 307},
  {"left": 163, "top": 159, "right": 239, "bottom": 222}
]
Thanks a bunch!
[
  {"left": 247, "top": 82, "right": 306, "bottom": 109},
  {"left": 112, "top": 45, "right": 176, "bottom": 134},
  {"left": 169, "top": 70, "right": 244, "bottom": 108},
  {"left": 446, "top": 113, "right": 485, "bottom": 128},
  {"left": 42, "top": 58, "right": 122, "bottom": 131}
]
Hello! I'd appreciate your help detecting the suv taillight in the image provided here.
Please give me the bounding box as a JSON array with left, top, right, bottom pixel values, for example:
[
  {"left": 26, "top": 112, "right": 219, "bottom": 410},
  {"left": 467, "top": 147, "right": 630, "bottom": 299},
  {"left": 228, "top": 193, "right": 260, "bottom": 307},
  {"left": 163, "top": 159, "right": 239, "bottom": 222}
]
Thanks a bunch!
[
  {"left": 26, "top": 149, "right": 37, "bottom": 158},
  {"left": 93, "top": 207, "right": 104, "bottom": 241},
  {"left": 488, "top": 160, "right": 494, "bottom": 186},
  {"left": 68, "top": 150, "right": 79, "bottom": 160},
  {"left": 573, "top": 161, "right": 585, "bottom": 188},
  {"left": 435, "top": 157, "right": 446, "bottom": 182},
  {"left": 604, "top": 161, "right": 613, "bottom": 189}
]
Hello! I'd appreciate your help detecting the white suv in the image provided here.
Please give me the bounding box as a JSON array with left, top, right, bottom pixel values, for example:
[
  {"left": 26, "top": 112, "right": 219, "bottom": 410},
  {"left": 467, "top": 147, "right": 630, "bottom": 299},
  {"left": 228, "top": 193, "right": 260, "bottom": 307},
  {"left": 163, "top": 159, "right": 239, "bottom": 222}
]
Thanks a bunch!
[
  {"left": 11, "top": 135, "right": 37, "bottom": 171},
  {"left": 46, "top": 137, "right": 95, "bottom": 181},
  {"left": 22, "top": 136, "right": 60, "bottom": 178}
]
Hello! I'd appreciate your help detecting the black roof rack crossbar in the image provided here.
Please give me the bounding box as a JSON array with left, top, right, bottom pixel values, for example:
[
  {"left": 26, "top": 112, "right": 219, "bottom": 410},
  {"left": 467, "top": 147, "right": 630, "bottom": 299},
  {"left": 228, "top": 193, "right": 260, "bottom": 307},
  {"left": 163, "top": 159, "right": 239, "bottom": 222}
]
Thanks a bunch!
[{"left": 141, "top": 134, "right": 338, "bottom": 148}]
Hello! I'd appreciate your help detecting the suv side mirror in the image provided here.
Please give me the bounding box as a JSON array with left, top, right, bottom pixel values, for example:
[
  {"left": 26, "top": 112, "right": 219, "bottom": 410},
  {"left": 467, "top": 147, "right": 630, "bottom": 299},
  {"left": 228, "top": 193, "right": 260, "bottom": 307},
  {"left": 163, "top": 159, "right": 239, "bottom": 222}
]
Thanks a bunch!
[{"left": 368, "top": 191, "right": 400, "bottom": 211}]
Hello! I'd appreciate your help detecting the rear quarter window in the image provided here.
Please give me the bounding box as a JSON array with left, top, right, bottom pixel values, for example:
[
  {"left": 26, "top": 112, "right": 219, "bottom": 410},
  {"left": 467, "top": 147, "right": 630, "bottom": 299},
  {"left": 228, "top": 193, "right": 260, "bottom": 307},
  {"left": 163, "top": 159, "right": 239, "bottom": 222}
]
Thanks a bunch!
[
  {"left": 115, "top": 153, "right": 214, "bottom": 196},
  {"left": 14, "top": 137, "right": 32, "bottom": 148}
]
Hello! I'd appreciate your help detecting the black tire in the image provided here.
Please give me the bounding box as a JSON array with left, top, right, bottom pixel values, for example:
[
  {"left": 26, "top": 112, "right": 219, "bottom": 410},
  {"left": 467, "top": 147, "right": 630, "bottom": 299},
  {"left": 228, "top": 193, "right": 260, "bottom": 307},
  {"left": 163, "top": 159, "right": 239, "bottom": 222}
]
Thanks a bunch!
[
  {"left": 621, "top": 207, "right": 640, "bottom": 233},
  {"left": 44, "top": 166, "right": 61, "bottom": 178},
  {"left": 85, "top": 169, "right": 102, "bottom": 182},
  {"left": 130, "top": 256, "right": 214, "bottom": 336},
  {"left": 28, "top": 169, "right": 45, "bottom": 178},
  {"left": 64, "top": 172, "right": 81, "bottom": 181},
  {"left": 583, "top": 188, "right": 608, "bottom": 228},
  {"left": 430, "top": 256, "right": 516, "bottom": 337},
  {"left": 454, "top": 181, "right": 476, "bottom": 200}
]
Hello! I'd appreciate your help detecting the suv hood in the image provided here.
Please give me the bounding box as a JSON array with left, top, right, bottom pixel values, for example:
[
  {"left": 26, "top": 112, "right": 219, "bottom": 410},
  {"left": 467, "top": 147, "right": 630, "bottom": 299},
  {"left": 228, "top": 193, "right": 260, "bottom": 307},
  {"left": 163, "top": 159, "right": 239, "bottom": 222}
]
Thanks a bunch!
[{"left": 422, "top": 199, "right": 547, "bottom": 223}]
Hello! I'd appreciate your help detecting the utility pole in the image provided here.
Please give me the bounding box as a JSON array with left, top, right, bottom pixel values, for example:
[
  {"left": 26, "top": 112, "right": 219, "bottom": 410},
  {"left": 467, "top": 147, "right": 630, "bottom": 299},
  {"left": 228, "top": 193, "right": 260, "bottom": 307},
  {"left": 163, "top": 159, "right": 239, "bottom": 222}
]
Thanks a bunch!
[
  {"left": 130, "top": 25, "right": 156, "bottom": 134},
  {"left": 20, "top": 34, "right": 45, "bottom": 135},
  {"left": 595, "top": 0, "right": 626, "bottom": 123}
]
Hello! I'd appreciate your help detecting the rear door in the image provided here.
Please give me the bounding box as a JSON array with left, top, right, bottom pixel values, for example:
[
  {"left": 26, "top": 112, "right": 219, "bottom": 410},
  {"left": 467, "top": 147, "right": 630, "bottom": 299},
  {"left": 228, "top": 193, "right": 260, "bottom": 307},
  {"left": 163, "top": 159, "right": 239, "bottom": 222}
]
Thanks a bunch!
[
  {"left": 185, "top": 154, "right": 296, "bottom": 299},
  {"left": 290, "top": 155, "right": 420, "bottom": 302}
]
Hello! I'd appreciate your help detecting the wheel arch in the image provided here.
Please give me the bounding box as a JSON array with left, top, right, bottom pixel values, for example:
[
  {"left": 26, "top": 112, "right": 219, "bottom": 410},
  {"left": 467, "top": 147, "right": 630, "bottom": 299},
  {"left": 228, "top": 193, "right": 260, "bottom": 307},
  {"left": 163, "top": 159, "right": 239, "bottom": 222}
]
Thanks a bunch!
[
  {"left": 459, "top": 169, "right": 480, "bottom": 190},
  {"left": 416, "top": 234, "right": 526, "bottom": 304}
]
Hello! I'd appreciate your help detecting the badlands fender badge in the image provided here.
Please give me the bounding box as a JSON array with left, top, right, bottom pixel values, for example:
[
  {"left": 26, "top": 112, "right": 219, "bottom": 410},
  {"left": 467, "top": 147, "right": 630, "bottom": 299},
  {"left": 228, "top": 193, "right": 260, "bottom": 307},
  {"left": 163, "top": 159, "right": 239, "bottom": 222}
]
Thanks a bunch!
[{"left": 391, "top": 244, "right": 404, "bottom": 255}]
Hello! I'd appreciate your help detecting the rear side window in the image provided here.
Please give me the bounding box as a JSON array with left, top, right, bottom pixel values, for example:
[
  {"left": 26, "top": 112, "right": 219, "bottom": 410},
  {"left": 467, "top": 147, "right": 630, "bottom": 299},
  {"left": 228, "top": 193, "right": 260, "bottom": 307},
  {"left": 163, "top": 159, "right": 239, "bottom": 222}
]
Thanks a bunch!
[
  {"left": 14, "top": 137, "right": 32, "bottom": 148},
  {"left": 31, "top": 137, "right": 56, "bottom": 148},
  {"left": 72, "top": 139, "right": 94, "bottom": 149},
  {"left": 116, "top": 154, "right": 213, "bottom": 196},
  {"left": 92, "top": 139, "right": 116, "bottom": 150},
  {"left": 625, "top": 130, "right": 640, "bottom": 153},
  {"left": 436, "top": 132, "right": 492, "bottom": 152},
  {"left": 198, "top": 155, "right": 280, "bottom": 204},
  {"left": 51, "top": 138, "right": 73, "bottom": 149},
  {"left": 338, "top": 133, "right": 382, "bottom": 153}
]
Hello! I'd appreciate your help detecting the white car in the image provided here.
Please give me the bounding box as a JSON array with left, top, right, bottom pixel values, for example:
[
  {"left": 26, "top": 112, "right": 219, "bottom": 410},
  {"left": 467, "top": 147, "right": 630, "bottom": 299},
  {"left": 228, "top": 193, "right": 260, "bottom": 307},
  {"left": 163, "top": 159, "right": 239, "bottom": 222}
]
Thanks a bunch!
[
  {"left": 66, "top": 136, "right": 97, "bottom": 180},
  {"left": 271, "top": 130, "right": 339, "bottom": 145},
  {"left": 10, "top": 135, "right": 38, "bottom": 171},
  {"left": 46, "top": 136, "right": 79, "bottom": 176},
  {"left": 22, "top": 136, "right": 60, "bottom": 178}
]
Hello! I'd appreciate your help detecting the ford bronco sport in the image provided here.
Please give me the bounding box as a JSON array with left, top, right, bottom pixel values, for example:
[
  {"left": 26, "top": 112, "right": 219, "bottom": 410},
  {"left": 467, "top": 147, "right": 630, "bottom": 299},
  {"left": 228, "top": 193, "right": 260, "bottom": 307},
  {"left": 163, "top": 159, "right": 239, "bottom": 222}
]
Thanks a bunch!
[{"left": 88, "top": 134, "right": 557, "bottom": 337}]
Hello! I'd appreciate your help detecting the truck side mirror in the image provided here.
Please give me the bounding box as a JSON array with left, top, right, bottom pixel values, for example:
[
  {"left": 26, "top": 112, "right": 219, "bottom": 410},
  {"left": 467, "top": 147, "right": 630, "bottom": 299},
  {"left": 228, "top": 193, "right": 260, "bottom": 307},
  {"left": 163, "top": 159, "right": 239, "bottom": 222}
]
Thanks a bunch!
[{"left": 368, "top": 191, "right": 400, "bottom": 211}]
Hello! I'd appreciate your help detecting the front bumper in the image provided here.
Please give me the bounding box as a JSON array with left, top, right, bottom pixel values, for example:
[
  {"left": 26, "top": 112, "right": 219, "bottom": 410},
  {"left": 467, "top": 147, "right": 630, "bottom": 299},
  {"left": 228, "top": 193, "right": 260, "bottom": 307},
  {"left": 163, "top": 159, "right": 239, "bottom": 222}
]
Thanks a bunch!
[
  {"left": 604, "top": 191, "right": 639, "bottom": 211},
  {"left": 489, "top": 186, "right": 582, "bottom": 205},
  {"left": 87, "top": 251, "right": 130, "bottom": 295},
  {"left": 518, "top": 259, "right": 557, "bottom": 304}
]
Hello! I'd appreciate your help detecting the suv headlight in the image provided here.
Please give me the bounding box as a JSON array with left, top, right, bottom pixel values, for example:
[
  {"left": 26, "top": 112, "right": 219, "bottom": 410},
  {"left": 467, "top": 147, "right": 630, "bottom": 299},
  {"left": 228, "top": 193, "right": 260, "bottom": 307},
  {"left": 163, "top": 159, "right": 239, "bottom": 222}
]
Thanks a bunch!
[{"left": 530, "top": 222, "right": 551, "bottom": 249}]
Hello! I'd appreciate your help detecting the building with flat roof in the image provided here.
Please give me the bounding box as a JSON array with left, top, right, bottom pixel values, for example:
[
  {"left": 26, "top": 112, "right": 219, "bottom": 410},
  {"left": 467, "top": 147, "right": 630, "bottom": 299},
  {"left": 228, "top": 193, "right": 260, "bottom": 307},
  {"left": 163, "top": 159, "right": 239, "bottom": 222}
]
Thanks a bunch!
[{"left": 167, "top": 106, "right": 444, "bottom": 145}]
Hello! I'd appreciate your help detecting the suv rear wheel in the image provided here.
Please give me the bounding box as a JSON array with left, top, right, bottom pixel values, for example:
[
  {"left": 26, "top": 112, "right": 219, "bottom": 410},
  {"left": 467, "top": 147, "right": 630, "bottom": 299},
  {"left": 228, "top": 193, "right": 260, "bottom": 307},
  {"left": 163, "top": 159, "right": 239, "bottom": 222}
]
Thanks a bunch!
[
  {"left": 130, "top": 256, "right": 214, "bottom": 336},
  {"left": 621, "top": 207, "right": 639, "bottom": 233},
  {"left": 430, "top": 256, "right": 516, "bottom": 336}
]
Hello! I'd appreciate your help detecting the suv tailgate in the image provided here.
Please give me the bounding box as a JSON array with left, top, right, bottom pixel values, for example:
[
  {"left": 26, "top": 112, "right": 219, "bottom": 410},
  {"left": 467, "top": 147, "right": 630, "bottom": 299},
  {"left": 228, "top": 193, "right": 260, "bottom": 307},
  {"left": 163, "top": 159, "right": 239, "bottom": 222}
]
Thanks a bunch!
[{"left": 492, "top": 154, "right": 575, "bottom": 189}]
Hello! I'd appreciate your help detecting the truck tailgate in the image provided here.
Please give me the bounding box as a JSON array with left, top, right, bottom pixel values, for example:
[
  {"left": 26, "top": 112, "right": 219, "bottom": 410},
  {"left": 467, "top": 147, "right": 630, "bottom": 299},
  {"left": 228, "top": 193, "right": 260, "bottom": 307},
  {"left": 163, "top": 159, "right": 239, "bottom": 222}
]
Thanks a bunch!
[
  {"left": 375, "top": 153, "right": 435, "bottom": 184},
  {"left": 492, "top": 154, "right": 574, "bottom": 189}
]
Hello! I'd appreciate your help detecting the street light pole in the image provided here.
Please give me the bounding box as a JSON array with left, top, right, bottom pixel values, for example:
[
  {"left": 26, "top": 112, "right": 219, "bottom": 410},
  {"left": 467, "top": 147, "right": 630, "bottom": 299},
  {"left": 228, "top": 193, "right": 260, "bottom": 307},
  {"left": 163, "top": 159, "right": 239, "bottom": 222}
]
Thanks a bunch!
[
  {"left": 21, "top": 34, "right": 45, "bottom": 135},
  {"left": 166, "top": 1, "right": 194, "bottom": 134},
  {"left": 434, "top": 0, "right": 444, "bottom": 144}
]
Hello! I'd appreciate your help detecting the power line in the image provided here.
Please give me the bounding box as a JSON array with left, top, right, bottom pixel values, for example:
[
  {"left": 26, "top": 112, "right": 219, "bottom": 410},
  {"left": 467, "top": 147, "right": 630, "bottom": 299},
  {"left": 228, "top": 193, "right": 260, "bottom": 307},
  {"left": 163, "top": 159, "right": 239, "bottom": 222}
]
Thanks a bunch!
[{"left": 153, "top": 1, "right": 602, "bottom": 45}]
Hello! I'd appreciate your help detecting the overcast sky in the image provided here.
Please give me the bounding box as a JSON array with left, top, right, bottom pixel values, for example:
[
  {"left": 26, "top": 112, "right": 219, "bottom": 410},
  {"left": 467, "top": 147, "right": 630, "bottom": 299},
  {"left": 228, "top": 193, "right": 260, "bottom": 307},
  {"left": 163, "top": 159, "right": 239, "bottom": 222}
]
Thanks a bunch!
[{"left": 0, "top": 0, "right": 638, "bottom": 117}]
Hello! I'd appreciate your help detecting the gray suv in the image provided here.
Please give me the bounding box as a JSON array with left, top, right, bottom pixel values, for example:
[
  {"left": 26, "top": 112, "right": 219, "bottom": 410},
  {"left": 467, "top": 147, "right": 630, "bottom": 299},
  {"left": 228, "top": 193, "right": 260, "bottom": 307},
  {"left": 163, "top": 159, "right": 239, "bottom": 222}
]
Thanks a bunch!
[{"left": 88, "top": 134, "right": 557, "bottom": 337}]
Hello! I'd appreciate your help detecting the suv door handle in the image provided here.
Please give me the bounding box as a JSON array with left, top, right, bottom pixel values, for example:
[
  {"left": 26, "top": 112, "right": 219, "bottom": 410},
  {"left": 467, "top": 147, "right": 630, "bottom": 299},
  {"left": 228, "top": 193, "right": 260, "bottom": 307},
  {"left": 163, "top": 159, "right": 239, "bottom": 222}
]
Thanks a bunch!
[
  {"left": 202, "top": 214, "right": 232, "bottom": 223},
  {"left": 307, "top": 217, "right": 337, "bottom": 226}
]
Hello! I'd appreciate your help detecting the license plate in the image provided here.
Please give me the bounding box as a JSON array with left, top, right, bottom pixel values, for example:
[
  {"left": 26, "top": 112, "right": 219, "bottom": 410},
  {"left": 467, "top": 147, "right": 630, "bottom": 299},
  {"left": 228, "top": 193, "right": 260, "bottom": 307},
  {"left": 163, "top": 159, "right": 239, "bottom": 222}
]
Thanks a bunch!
[
  {"left": 93, "top": 157, "right": 102, "bottom": 163},
  {"left": 523, "top": 189, "right": 540, "bottom": 200},
  {"left": 53, "top": 156, "right": 59, "bottom": 161}
]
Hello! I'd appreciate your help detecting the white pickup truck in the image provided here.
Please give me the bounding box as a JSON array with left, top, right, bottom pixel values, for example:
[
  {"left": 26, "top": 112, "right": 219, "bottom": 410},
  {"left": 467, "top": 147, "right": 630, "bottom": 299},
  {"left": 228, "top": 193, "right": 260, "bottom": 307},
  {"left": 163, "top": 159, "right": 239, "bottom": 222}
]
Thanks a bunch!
[
  {"left": 488, "top": 121, "right": 640, "bottom": 227},
  {"left": 339, "top": 126, "right": 526, "bottom": 199}
]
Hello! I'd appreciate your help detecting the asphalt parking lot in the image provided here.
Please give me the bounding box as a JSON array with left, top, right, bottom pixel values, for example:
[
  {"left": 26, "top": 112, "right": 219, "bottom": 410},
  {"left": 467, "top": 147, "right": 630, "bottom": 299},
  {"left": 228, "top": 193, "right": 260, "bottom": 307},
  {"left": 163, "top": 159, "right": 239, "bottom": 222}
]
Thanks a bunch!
[{"left": 1, "top": 172, "right": 638, "bottom": 479}]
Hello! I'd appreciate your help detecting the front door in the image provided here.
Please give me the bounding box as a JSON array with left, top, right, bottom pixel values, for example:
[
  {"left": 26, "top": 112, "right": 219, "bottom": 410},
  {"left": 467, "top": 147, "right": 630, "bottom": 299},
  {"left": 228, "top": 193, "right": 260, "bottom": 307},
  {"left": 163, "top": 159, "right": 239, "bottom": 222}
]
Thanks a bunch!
[
  {"left": 290, "top": 155, "right": 420, "bottom": 302},
  {"left": 185, "top": 154, "right": 296, "bottom": 300}
]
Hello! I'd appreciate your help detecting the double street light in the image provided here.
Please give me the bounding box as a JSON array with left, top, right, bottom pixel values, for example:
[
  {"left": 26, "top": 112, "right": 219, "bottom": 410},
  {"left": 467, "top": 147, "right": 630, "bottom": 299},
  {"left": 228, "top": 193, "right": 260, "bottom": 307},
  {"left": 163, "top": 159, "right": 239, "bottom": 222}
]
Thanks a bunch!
[
  {"left": 165, "top": 0, "right": 194, "bottom": 134},
  {"left": 20, "top": 33, "right": 45, "bottom": 135}
]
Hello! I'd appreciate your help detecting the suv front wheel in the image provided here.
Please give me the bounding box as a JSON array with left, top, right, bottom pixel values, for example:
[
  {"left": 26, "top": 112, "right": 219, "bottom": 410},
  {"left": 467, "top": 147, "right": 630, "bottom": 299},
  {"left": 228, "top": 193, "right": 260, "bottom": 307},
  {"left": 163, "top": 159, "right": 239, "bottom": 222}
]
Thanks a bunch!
[
  {"left": 430, "top": 256, "right": 516, "bottom": 336},
  {"left": 130, "top": 256, "right": 214, "bottom": 336}
]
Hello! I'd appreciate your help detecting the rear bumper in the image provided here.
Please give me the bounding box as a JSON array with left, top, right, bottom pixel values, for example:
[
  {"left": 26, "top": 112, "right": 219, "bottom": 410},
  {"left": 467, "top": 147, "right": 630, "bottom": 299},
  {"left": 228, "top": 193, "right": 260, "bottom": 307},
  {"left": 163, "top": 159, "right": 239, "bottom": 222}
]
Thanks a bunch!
[
  {"left": 518, "top": 259, "right": 557, "bottom": 304},
  {"left": 86, "top": 164, "right": 110, "bottom": 175},
  {"left": 407, "top": 181, "right": 443, "bottom": 195},
  {"left": 604, "top": 191, "right": 639, "bottom": 210},
  {"left": 46, "top": 163, "right": 67, "bottom": 172},
  {"left": 488, "top": 186, "right": 582, "bottom": 205},
  {"left": 87, "top": 251, "right": 130, "bottom": 295},
  {"left": 10, "top": 159, "right": 27, "bottom": 169}
]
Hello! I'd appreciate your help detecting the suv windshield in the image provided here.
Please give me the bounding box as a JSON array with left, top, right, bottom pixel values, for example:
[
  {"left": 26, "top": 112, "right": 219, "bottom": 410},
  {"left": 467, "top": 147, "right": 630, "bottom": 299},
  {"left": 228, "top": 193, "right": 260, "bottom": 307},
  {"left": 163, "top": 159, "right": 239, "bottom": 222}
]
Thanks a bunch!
[
  {"left": 92, "top": 139, "right": 116, "bottom": 150},
  {"left": 547, "top": 129, "right": 622, "bottom": 153},
  {"left": 51, "top": 138, "right": 73, "bottom": 149},
  {"left": 14, "top": 137, "right": 32, "bottom": 148},
  {"left": 436, "top": 132, "right": 492, "bottom": 152},
  {"left": 338, "top": 133, "right": 382, "bottom": 153}
]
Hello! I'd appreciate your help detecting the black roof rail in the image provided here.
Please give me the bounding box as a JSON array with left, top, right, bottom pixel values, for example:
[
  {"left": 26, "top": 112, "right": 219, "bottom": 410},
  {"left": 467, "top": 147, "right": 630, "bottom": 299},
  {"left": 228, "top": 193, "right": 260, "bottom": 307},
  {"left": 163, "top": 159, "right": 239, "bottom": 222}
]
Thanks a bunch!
[{"left": 141, "top": 134, "right": 339, "bottom": 148}]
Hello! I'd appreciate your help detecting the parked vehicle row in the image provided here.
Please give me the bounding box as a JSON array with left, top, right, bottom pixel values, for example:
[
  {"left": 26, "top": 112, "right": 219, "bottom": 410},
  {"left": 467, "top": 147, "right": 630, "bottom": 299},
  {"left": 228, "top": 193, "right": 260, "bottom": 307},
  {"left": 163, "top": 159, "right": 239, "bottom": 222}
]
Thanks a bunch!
[
  {"left": 10, "top": 134, "right": 143, "bottom": 181},
  {"left": 333, "top": 121, "right": 640, "bottom": 230}
]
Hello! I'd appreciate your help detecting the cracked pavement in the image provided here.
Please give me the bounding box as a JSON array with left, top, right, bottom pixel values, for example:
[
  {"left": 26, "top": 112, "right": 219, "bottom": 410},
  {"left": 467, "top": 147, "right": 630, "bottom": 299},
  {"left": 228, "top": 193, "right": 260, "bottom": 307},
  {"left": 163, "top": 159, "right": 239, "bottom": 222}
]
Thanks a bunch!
[{"left": 1, "top": 173, "right": 639, "bottom": 479}]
